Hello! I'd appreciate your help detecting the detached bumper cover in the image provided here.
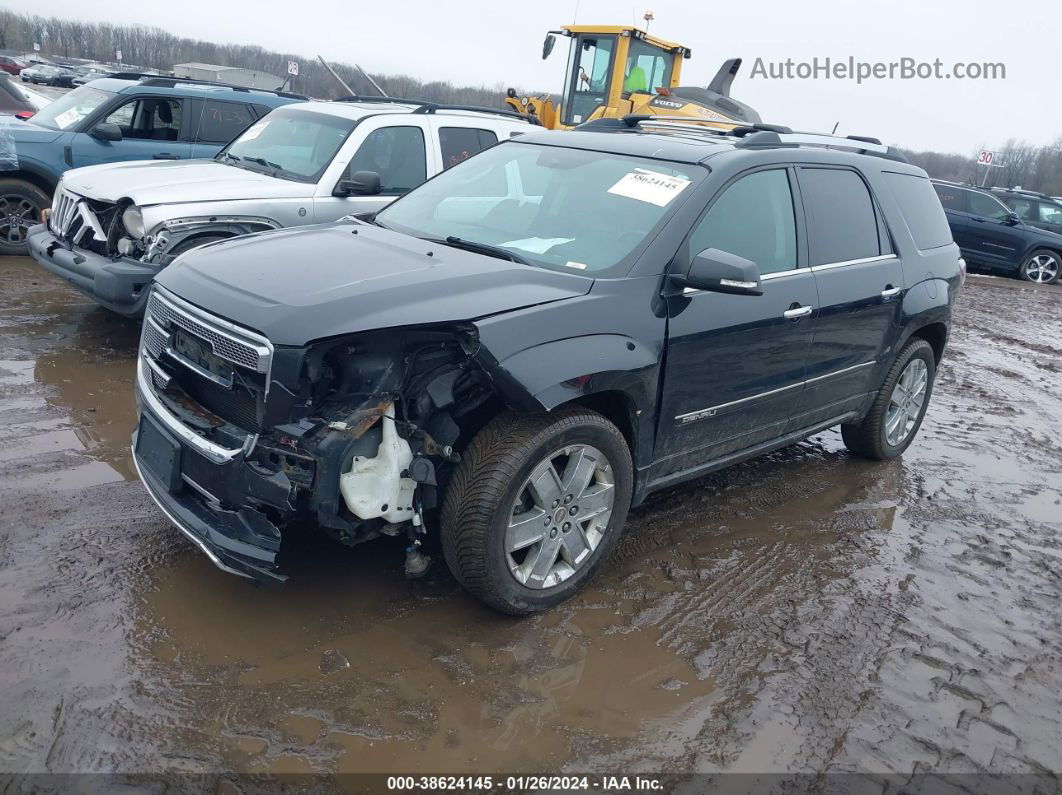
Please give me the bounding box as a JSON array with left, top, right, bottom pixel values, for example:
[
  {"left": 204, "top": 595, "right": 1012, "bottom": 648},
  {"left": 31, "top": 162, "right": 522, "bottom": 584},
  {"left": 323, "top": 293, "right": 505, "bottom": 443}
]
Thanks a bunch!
[
  {"left": 131, "top": 414, "right": 288, "bottom": 587},
  {"left": 28, "top": 224, "right": 158, "bottom": 317}
]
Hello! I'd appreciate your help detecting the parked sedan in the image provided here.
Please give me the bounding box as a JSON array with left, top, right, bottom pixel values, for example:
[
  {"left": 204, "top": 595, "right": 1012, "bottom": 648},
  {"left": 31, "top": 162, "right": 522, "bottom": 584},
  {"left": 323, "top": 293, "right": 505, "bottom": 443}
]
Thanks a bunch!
[
  {"left": 0, "top": 55, "right": 27, "bottom": 76},
  {"left": 21, "top": 64, "right": 74, "bottom": 86},
  {"left": 72, "top": 65, "right": 114, "bottom": 86},
  {"left": 933, "top": 180, "right": 1062, "bottom": 284}
]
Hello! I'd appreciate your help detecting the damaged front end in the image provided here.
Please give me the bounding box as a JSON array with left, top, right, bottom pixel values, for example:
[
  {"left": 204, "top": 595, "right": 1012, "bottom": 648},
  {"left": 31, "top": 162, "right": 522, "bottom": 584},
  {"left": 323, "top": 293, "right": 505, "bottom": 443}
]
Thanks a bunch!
[{"left": 133, "top": 285, "right": 499, "bottom": 584}]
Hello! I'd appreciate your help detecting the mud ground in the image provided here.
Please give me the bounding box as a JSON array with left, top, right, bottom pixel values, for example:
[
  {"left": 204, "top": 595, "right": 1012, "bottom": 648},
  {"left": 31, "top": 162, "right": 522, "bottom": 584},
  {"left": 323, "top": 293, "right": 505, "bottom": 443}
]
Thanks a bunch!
[{"left": 0, "top": 259, "right": 1060, "bottom": 787}]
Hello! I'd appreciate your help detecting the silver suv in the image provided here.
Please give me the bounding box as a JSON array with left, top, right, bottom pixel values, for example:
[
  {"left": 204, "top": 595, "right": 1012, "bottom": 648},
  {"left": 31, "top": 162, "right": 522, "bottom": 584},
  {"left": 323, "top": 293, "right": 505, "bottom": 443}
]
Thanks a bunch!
[{"left": 27, "top": 98, "right": 535, "bottom": 316}]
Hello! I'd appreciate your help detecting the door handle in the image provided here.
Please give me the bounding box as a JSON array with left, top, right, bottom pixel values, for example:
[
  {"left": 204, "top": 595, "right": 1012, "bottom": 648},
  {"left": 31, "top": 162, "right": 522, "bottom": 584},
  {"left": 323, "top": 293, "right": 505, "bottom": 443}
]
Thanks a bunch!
[
  {"left": 783, "top": 304, "right": 813, "bottom": 320},
  {"left": 881, "top": 286, "right": 901, "bottom": 300},
  {"left": 153, "top": 153, "right": 180, "bottom": 160}
]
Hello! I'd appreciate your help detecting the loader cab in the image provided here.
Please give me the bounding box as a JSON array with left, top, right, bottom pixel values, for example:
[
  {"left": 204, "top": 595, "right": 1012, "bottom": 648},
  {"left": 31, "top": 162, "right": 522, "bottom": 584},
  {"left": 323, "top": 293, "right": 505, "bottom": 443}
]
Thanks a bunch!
[{"left": 555, "top": 26, "right": 686, "bottom": 128}]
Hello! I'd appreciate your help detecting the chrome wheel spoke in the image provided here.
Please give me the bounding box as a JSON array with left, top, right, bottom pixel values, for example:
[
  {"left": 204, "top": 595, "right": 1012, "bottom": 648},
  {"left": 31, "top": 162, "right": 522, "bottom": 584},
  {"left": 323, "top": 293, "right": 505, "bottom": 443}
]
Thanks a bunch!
[
  {"left": 507, "top": 508, "right": 547, "bottom": 552},
  {"left": 526, "top": 537, "right": 562, "bottom": 585},
  {"left": 577, "top": 483, "right": 614, "bottom": 520},
  {"left": 527, "top": 459, "right": 564, "bottom": 510},
  {"left": 562, "top": 446, "right": 599, "bottom": 497},
  {"left": 560, "top": 526, "right": 591, "bottom": 567}
]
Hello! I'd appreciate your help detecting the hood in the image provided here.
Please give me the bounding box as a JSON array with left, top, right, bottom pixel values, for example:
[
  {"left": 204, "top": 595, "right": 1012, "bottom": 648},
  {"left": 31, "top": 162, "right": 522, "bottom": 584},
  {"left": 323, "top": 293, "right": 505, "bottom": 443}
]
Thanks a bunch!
[
  {"left": 7, "top": 121, "right": 64, "bottom": 144},
  {"left": 61, "top": 159, "right": 313, "bottom": 205},
  {"left": 156, "top": 223, "right": 594, "bottom": 346}
]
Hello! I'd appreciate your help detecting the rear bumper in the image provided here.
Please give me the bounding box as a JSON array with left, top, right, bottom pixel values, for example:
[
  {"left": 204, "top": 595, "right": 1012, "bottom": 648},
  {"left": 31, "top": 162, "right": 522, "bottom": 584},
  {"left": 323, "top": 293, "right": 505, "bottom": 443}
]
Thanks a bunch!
[{"left": 28, "top": 224, "right": 158, "bottom": 317}]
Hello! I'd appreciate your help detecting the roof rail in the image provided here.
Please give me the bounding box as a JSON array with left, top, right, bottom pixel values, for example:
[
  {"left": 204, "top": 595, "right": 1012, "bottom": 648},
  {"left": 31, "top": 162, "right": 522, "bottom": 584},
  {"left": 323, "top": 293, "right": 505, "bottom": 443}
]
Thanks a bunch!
[
  {"left": 596, "top": 115, "right": 906, "bottom": 162},
  {"left": 334, "top": 95, "right": 538, "bottom": 124},
  {"left": 130, "top": 75, "right": 308, "bottom": 100}
]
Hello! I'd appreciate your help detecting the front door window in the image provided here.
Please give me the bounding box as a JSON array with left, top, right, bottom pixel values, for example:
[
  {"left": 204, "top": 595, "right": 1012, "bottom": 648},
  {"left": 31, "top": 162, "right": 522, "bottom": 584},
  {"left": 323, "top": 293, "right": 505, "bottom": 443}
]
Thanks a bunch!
[{"left": 562, "top": 35, "right": 616, "bottom": 126}]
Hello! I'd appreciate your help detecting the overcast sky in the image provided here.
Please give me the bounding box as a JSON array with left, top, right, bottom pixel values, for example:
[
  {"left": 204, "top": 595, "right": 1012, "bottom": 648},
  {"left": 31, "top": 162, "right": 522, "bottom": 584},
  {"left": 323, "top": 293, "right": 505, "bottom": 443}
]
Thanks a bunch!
[{"left": 29, "top": 0, "right": 1061, "bottom": 153}]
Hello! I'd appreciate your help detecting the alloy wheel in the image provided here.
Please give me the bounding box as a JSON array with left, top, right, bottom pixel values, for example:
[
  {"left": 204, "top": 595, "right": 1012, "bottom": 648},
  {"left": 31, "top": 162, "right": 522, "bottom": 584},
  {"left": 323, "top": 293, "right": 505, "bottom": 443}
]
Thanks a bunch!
[
  {"left": 1023, "top": 253, "right": 1060, "bottom": 283},
  {"left": 505, "top": 444, "right": 616, "bottom": 589},
  {"left": 885, "top": 358, "right": 929, "bottom": 447},
  {"left": 1, "top": 194, "right": 39, "bottom": 245}
]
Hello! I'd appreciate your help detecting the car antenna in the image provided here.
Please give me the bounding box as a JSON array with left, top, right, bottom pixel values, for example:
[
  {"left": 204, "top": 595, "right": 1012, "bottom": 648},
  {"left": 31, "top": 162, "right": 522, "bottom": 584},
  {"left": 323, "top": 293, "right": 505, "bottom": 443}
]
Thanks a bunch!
[{"left": 831, "top": 121, "right": 839, "bottom": 134}]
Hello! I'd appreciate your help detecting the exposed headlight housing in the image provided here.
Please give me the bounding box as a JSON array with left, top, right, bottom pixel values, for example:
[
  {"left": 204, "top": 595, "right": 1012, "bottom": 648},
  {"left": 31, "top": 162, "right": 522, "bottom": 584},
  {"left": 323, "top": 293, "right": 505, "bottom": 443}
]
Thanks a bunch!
[{"left": 122, "top": 205, "right": 145, "bottom": 239}]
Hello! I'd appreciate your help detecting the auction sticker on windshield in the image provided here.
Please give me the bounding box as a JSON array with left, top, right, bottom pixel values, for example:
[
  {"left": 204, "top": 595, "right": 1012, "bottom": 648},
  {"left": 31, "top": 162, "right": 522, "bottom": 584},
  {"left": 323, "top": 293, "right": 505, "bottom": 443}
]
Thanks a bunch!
[
  {"left": 608, "top": 169, "right": 691, "bottom": 207},
  {"left": 54, "top": 108, "right": 82, "bottom": 129}
]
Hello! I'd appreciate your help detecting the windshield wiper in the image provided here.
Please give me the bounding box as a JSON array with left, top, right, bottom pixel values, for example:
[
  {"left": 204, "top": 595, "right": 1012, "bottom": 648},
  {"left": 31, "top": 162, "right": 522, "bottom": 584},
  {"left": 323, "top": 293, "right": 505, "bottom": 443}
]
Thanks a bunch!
[
  {"left": 217, "top": 151, "right": 240, "bottom": 165},
  {"left": 438, "top": 236, "right": 532, "bottom": 265},
  {"left": 242, "top": 155, "right": 284, "bottom": 171}
]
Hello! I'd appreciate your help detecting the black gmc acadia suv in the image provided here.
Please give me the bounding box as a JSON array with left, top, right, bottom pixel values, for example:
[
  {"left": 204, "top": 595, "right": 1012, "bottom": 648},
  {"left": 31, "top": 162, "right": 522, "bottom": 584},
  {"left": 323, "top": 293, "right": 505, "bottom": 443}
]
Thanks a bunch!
[{"left": 131, "top": 118, "right": 963, "bottom": 614}]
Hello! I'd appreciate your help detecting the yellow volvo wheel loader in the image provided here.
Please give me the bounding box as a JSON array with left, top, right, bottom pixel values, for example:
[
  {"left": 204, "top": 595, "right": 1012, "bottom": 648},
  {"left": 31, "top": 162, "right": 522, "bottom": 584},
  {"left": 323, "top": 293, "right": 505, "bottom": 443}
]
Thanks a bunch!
[{"left": 504, "top": 25, "right": 761, "bottom": 130}]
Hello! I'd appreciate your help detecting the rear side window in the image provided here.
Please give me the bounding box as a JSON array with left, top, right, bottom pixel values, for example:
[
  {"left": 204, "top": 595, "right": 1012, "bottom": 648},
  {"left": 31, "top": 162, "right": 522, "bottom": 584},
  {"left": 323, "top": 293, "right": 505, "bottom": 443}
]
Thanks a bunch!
[
  {"left": 883, "top": 172, "right": 953, "bottom": 250},
  {"left": 799, "top": 168, "right": 883, "bottom": 265},
  {"left": 688, "top": 169, "right": 797, "bottom": 274},
  {"left": 439, "top": 127, "right": 498, "bottom": 169},
  {"left": 192, "top": 100, "right": 254, "bottom": 144},
  {"left": 347, "top": 126, "right": 427, "bottom": 194},
  {"left": 933, "top": 184, "right": 965, "bottom": 211}
]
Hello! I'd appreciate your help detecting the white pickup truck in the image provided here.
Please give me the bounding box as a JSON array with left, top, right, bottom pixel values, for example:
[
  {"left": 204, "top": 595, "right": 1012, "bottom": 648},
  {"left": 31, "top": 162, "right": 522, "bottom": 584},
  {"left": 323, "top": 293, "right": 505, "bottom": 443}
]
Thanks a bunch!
[{"left": 28, "top": 97, "right": 536, "bottom": 316}]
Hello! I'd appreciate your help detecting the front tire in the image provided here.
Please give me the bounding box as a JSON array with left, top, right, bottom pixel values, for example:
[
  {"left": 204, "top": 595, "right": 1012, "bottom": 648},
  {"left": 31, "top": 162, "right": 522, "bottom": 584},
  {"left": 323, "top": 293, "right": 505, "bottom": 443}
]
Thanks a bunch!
[
  {"left": 1019, "top": 249, "right": 1061, "bottom": 284},
  {"left": 441, "top": 408, "right": 633, "bottom": 615},
  {"left": 0, "top": 179, "right": 50, "bottom": 256},
  {"left": 842, "top": 338, "right": 936, "bottom": 460}
]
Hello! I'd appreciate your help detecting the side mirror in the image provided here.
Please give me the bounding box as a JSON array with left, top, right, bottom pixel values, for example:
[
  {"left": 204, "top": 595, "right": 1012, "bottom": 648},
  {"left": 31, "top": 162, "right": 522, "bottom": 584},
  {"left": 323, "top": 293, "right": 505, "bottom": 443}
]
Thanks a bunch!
[
  {"left": 336, "top": 170, "right": 382, "bottom": 197},
  {"left": 672, "top": 248, "right": 763, "bottom": 296},
  {"left": 1004, "top": 212, "right": 1021, "bottom": 226},
  {"left": 542, "top": 34, "right": 556, "bottom": 60},
  {"left": 90, "top": 123, "right": 122, "bottom": 142}
]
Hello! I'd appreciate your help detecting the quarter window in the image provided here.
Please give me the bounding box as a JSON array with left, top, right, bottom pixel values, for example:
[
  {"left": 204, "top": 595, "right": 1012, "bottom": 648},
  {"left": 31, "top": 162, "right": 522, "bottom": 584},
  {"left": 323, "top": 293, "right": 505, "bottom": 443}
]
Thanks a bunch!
[
  {"left": 883, "top": 172, "right": 953, "bottom": 250},
  {"left": 933, "top": 184, "right": 965, "bottom": 211},
  {"left": 967, "top": 190, "right": 1012, "bottom": 221},
  {"left": 439, "top": 127, "right": 498, "bottom": 169},
  {"left": 346, "top": 126, "right": 427, "bottom": 195},
  {"left": 688, "top": 169, "right": 797, "bottom": 274},
  {"left": 800, "top": 168, "right": 883, "bottom": 265}
]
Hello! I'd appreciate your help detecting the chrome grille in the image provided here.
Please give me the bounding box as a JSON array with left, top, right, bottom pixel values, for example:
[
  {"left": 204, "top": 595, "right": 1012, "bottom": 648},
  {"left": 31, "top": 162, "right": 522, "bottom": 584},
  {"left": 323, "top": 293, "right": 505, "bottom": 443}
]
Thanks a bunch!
[
  {"left": 147, "top": 291, "right": 268, "bottom": 373},
  {"left": 49, "top": 188, "right": 79, "bottom": 238}
]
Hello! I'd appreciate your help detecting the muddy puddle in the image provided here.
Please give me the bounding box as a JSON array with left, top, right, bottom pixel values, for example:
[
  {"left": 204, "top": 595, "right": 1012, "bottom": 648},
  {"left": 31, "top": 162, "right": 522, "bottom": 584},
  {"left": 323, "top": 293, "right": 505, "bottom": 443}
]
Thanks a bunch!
[{"left": 1, "top": 259, "right": 1060, "bottom": 786}]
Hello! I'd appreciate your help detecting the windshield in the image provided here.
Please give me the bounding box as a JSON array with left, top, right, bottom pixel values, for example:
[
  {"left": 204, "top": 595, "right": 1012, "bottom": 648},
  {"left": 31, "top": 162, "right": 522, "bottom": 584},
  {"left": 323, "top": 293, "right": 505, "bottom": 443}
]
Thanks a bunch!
[
  {"left": 218, "top": 107, "right": 355, "bottom": 183},
  {"left": 29, "top": 86, "right": 113, "bottom": 131},
  {"left": 376, "top": 142, "right": 700, "bottom": 274}
]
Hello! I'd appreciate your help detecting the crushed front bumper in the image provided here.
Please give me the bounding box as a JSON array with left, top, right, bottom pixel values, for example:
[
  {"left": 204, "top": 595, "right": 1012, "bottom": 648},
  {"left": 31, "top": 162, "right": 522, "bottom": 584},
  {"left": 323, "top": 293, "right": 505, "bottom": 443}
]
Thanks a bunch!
[
  {"left": 132, "top": 373, "right": 289, "bottom": 586},
  {"left": 28, "top": 224, "right": 158, "bottom": 317}
]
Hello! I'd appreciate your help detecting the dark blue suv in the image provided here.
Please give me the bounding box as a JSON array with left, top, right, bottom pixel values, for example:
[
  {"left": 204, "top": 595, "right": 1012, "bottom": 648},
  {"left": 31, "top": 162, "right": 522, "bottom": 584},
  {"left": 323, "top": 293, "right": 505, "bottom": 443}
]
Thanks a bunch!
[
  {"left": 1, "top": 75, "right": 302, "bottom": 254},
  {"left": 933, "top": 180, "right": 1062, "bottom": 284}
]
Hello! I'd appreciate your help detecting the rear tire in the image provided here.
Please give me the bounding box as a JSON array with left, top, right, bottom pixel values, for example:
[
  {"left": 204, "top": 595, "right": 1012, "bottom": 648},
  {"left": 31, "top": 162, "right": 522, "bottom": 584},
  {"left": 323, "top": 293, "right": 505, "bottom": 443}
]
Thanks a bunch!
[
  {"left": 841, "top": 338, "right": 935, "bottom": 461},
  {"left": 1019, "top": 249, "right": 1061, "bottom": 284},
  {"left": 0, "top": 179, "right": 49, "bottom": 256},
  {"left": 441, "top": 408, "right": 633, "bottom": 615}
]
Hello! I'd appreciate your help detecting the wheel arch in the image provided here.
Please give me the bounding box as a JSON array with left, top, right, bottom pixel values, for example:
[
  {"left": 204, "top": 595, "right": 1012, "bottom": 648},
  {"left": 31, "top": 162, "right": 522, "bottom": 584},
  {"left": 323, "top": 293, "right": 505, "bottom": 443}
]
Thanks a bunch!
[
  {"left": 906, "top": 321, "right": 948, "bottom": 365},
  {"left": 471, "top": 333, "right": 660, "bottom": 470},
  {"left": 1, "top": 167, "right": 57, "bottom": 199}
]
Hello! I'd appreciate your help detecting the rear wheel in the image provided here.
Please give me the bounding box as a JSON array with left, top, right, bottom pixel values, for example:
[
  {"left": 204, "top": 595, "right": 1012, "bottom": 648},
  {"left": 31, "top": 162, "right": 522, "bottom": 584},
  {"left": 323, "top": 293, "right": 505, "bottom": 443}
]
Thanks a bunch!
[
  {"left": 0, "top": 179, "right": 49, "bottom": 256},
  {"left": 441, "top": 408, "right": 633, "bottom": 615},
  {"left": 842, "top": 338, "right": 935, "bottom": 460},
  {"left": 1019, "top": 249, "right": 1060, "bottom": 284}
]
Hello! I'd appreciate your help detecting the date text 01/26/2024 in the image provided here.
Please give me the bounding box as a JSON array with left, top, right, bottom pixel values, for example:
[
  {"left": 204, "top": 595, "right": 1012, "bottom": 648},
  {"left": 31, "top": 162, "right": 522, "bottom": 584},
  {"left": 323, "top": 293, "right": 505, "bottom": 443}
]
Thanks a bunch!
[{"left": 385, "top": 775, "right": 664, "bottom": 791}]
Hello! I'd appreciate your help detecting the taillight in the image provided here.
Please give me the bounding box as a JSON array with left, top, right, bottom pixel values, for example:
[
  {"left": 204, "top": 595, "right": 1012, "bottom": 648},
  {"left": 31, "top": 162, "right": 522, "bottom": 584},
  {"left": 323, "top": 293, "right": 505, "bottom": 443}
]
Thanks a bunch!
[{"left": 14, "top": 111, "right": 33, "bottom": 120}]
